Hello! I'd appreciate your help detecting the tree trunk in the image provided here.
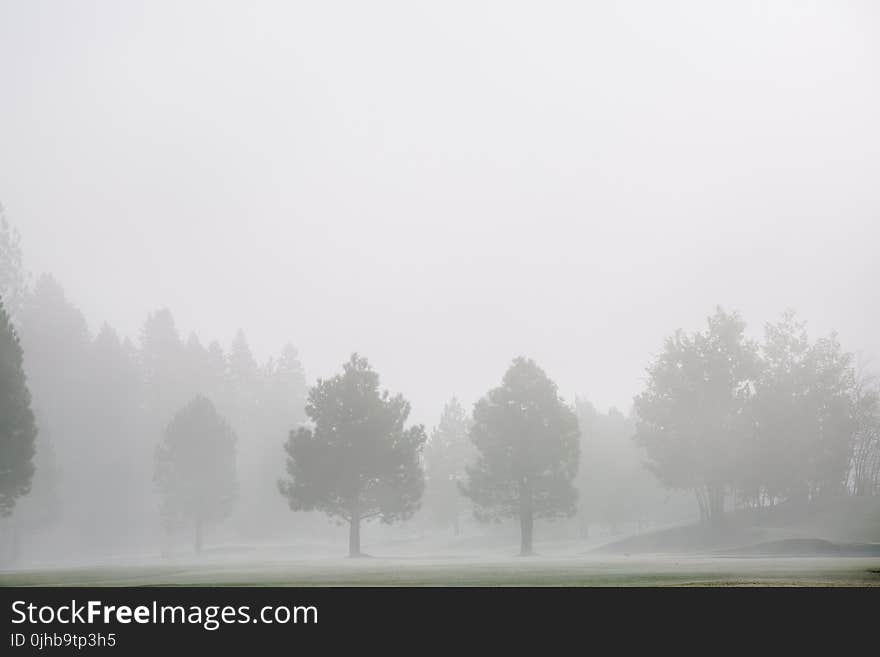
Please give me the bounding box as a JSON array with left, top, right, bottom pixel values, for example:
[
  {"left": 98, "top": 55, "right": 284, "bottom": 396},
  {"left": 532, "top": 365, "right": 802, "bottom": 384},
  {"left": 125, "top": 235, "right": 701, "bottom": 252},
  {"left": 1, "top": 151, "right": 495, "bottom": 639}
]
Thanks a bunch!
[
  {"left": 348, "top": 516, "right": 361, "bottom": 557},
  {"left": 519, "top": 479, "right": 534, "bottom": 556},
  {"left": 194, "top": 517, "right": 203, "bottom": 555}
]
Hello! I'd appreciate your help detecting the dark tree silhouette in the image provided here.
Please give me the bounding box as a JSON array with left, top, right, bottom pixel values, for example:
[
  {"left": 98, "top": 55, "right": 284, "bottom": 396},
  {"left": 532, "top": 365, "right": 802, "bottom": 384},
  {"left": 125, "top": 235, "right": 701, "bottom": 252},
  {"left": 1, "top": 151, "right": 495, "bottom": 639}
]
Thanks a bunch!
[
  {"left": 460, "top": 357, "right": 580, "bottom": 555},
  {"left": 0, "top": 297, "right": 37, "bottom": 519},
  {"left": 154, "top": 396, "right": 237, "bottom": 554},
  {"left": 279, "top": 354, "right": 426, "bottom": 557}
]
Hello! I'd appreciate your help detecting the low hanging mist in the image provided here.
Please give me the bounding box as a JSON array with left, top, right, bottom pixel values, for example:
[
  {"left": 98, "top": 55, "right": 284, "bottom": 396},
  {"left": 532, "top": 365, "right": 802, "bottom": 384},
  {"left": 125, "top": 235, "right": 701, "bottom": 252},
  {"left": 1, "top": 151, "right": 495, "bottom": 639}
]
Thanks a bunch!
[
  {"left": 1, "top": 226, "right": 878, "bottom": 573},
  {"left": 0, "top": 1, "right": 879, "bottom": 584}
]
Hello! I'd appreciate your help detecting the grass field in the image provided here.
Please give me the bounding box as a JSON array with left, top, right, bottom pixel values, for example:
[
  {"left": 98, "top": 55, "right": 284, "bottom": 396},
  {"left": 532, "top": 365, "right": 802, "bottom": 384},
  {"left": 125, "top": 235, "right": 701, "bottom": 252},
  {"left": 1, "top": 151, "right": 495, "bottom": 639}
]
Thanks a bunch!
[{"left": 2, "top": 554, "right": 879, "bottom": 587}]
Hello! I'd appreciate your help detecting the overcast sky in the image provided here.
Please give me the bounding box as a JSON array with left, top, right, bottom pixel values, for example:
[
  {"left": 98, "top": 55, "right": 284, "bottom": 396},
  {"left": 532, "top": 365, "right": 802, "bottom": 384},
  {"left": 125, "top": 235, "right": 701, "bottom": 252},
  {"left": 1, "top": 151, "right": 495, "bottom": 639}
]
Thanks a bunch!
[{"left": 2, "top": 0, "right": 878, "bottom": 424}]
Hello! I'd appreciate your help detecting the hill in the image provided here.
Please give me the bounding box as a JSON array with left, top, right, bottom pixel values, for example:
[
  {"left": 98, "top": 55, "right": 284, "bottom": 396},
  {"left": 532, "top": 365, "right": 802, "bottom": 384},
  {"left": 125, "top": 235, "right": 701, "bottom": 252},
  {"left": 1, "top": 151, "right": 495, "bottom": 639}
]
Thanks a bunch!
[{"left": 595, "top": 496, "right": 880, "bottom": 556}]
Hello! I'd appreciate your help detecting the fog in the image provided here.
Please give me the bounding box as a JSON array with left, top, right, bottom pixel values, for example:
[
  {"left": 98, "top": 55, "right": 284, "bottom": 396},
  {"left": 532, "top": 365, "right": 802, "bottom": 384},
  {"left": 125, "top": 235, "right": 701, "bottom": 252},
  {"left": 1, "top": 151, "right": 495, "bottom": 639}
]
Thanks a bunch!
[{"left": 0, "top": 1, "right": 879, "bottom": 580}]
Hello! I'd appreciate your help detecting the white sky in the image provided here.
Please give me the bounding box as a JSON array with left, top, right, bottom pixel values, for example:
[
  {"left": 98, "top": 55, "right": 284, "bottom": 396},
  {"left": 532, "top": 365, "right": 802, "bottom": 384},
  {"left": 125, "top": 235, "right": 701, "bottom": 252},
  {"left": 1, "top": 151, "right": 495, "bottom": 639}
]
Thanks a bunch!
[{"left": 2, "top": 0, "right": 878, "bottom": 425}]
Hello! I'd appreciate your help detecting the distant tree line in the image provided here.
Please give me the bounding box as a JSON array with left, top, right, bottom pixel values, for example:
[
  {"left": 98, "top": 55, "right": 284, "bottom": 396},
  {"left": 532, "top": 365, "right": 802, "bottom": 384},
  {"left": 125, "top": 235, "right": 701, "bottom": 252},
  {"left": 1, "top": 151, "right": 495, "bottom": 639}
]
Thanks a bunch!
[
  {"left": 1, "top": 203, "right": 879, "bottom": 560},
  {"left": 0, "top": 205, "right": 307, "bottom": 558}
]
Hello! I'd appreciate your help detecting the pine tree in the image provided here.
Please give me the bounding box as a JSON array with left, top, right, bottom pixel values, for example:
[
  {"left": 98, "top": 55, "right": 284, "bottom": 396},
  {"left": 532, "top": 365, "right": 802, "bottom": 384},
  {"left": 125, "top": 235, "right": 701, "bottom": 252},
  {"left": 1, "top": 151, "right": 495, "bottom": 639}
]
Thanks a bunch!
[
  {"left": 460, "top": 357, "right": 580, "bottom": 555},
  {"left": 154, "top": 396, "right": 237, "bottom": 554},
  {"left": 279, "top": 354, "right": 426, "bottom": 556},
  {"left": 0, "top": 205, "right": 28, "bottom": 322},
  {"left": 140, "top": 308, "right": 185, "bottom": 425},
  {"left": 423, "top": 397, "right": 472, "bottom": 535},
  {"left": 0, "top": 297, "right": 37, "bottom": 518}
]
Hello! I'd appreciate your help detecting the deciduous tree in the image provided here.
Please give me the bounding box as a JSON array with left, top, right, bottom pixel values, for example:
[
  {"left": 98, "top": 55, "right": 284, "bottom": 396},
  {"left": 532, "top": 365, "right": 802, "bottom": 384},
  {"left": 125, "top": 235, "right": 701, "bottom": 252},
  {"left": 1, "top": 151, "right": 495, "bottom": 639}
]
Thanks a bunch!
[{"left": 633, "top": 308, "right": 758, "bottom": 524}]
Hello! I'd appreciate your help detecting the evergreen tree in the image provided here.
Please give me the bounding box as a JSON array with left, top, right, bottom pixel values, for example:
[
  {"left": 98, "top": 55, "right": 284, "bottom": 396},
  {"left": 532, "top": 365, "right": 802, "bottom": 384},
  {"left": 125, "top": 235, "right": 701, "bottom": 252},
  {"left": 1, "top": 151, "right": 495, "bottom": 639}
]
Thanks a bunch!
[
  {"left": 267, "top": 344, "right": 307, "bottom": 427},
  {"left": 204, "top": 340, "right": 231, "bottom": 410},
  {"left": 460, "top": 357, "right": 580, "bottom": 555},
  {"left": 140, "top": 308, "right": 186, "bottom": 426},
  {"left": 279, "top": 354, "right": 426, "bottom": 557},
  {"left": 0, "top": 297, "right": 37, "bottom": 518},
  {"left": 154, "top": 396, "right": 237, "bottom": 554},
  {"left": 228, "top": 329, "right": 259, "bottom": 412},
  {"left": 85, "top": 324, "right": 144, "bottom": 548},
  {"left": 17, "top": 275, "right": 92, "bottom": 543},
  {"left": 260, "top": 343, "right": 307, "bottom": 487},
  {"left": 423, "top": 397, "right": 472, "bottom": 535},
  {"left": 0, "top": 205, "right": 28, "bottom": 322},
  {"left": 8, "top": 427, "right": 60, "bottom": 562}
]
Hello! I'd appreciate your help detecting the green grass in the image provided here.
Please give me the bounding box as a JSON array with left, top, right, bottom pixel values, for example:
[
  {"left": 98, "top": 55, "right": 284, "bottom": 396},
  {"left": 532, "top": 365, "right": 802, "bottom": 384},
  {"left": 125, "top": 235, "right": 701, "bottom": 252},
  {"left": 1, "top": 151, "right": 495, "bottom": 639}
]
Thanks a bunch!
[{"left": 2, "top": 555, "right": 879, "bottom": 587}]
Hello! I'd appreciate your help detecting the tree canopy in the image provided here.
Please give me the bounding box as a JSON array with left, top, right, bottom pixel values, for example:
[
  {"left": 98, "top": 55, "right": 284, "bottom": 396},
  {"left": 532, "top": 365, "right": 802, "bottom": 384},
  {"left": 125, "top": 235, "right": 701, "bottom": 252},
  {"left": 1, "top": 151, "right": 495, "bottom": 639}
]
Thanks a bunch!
[
  {"left": 748, "top": 311, "right": 860, "bottom": 505},
  {"left": 279, "top": 354, "right": 426, "bottom": 556},
  {"left": 460, "top": 357, "right": 580, "bottom": 555},
  {"left": 634, "top": 307, "right": 873, "bottom": 523},
  {"left": 634, "top": 308, "right": 758, "bottom": 523}
]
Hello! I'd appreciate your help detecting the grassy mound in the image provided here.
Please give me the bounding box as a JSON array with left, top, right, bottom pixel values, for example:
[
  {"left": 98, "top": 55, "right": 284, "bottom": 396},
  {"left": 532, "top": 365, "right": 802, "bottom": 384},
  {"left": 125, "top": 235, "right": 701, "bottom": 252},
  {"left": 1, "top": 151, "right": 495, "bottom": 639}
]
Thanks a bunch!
[{"left": 595, "top": 496, "right": 880, "bottom": 556}]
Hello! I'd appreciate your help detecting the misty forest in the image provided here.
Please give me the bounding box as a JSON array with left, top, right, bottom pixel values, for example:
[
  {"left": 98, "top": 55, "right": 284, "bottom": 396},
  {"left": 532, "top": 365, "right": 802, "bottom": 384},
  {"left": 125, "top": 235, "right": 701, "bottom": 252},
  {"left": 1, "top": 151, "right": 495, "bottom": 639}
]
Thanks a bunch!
[
  {"left": 1, "top": 208, "right": 878, "bottom": 584},
  {"left": 1, "top": 2, "right": 879, "bottom": 586}
]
